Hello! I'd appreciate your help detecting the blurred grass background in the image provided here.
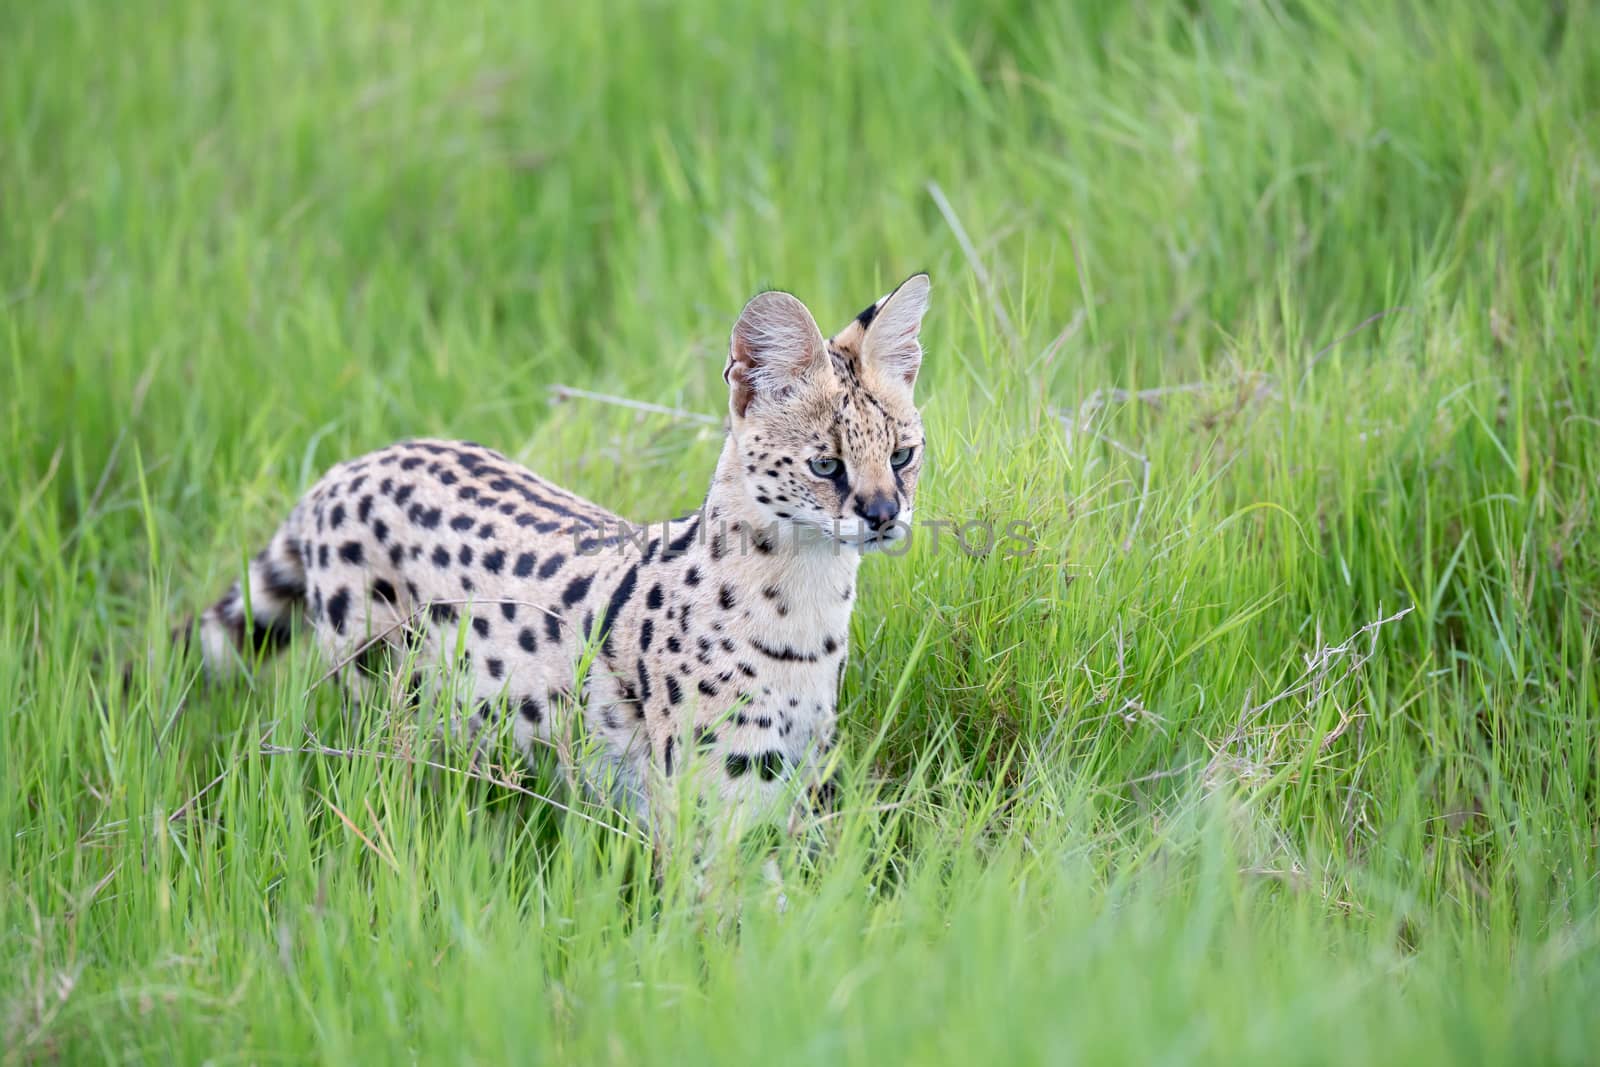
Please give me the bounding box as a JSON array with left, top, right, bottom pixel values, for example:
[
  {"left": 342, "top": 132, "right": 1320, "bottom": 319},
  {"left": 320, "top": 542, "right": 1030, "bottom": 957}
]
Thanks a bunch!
[{"left": 3, "top": 0, "right": 1598, "bottom": 1062}]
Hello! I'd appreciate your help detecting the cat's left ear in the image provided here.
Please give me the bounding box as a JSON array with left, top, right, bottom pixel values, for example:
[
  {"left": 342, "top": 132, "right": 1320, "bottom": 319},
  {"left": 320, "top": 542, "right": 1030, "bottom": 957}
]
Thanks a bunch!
[{"left": 860, "top": 273, "right": 931, "bottom": 389}]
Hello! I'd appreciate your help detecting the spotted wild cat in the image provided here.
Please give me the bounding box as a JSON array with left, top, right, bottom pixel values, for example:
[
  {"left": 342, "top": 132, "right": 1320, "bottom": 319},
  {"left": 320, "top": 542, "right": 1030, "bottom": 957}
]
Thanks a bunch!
[{"left": 190, "top": 274, "right": 931, "bottom": 851}]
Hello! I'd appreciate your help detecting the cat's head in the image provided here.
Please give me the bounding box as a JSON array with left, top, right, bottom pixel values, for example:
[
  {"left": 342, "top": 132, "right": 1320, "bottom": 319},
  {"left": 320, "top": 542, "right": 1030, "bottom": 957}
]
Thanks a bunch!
[{"left": 722, "top": 274, "right": 930, "bottom": 551}]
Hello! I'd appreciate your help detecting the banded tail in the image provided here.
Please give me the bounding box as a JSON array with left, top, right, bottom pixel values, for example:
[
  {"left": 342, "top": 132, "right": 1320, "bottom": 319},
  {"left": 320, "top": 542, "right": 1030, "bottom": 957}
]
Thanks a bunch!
[{"left": 193, "top": 512, "right": 308, "bottom": 677}]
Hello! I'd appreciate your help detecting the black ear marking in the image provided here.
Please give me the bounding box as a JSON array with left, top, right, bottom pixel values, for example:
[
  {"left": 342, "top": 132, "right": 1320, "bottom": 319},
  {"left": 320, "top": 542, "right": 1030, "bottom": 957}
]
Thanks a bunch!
[
  {"left": 860, "top": 273, "right": 931, "bottom": 387},
  {"left": 855, "top": 302, "right": 878, "bottom": 329}
]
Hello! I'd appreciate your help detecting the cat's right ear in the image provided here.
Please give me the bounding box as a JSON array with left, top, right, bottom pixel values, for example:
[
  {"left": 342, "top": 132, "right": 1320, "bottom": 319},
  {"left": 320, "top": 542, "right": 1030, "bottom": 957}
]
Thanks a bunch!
[{"left": 725, "top": 291, "right": 828, "bottom": 419}]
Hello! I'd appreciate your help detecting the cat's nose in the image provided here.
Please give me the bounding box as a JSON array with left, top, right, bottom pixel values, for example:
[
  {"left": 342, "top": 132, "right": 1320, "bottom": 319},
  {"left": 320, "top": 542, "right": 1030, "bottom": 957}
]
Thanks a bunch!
[{"left": 853, "top": 493, "right": 899, "bottom": 532}]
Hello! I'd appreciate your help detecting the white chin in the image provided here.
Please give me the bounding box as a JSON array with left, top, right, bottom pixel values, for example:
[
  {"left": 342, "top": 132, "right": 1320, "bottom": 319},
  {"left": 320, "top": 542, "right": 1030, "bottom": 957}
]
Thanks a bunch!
[
  {"left": 803, "top": 514, "right": 912, "bottom": 552},
  {"left": 856, "top": 530, "right": 908, "bottom": 553}
]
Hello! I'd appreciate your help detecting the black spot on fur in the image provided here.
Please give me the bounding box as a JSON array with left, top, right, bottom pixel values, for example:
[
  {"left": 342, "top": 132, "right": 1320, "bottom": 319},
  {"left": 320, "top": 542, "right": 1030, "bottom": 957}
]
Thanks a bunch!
[
  {"left": 262, "top": 562, "right": 305, "bottom": 602},
  {"left": 518, "top": 627, "right": 537, "bottom": 653},
  {"left": 338, "top": 541, "right": 364, "bottom": 565},
  {"left": 544, "top": 612, "right": 562, "bottom": 642},
  {"left": 757, "top": 751, "right": 785, "bottom": 781},
  {"left": 639, "top": 618, "right": 654, "bottom": 651},
  {"left": 750, "top": 636, "right": 819, "bottom": 663},
  {"left": 725, "top": 753, "right": 751, "bottom": 778},
  {"left": 561, "top": 573, "right": 592, "bottom": 607},
  {"left": 472, "top": 616, "right": 490, "bottom": 639},
  {"left": 513, "top": 552, "right": 536, "bottom": 578},
  {"left": 371, "top": 578, "right": 397, "bottom": 604},
  {"left": 431, "top": 545, "right": 450, "bottom": 568},
  {"left": 519, "top": 697, "right": 542, "bottom": 723},
  {"left": 646, "top": 584, "right": 663, "bottom": 610},
  {"left": 458, "top": 544, "right": 474, "bottom": 567},
  {"left": 664, "top": 676, "right": 682, "bottom": 705},
  {"left": 486, "top": 657, "right": 504, "bottom": 680},
  {"left": 684, "top": 566, "right": 701, "bottom": 587},
  {"left": 665, "top": 517, "right": 700, "bottom": 557},
  {"left": 326, "top": 587, "right": 351, "bottom": 634},
  {"left": 718, "top": 585, "right": 737, "bottom": 610},
  {"left": 538, "top": 554, "right": 565, "bottom": 579},
  {"left": 329, "top": 504, "right": 346, "bottom": 529},
  {"left": 596, "top": 564, "right": 638, "bottom": 655},
  {"left": 373, "top": 519, "right": 389, "bottom": 544},
  {"left": 482, "top": 549, "right": 505, "bottom": 574}
]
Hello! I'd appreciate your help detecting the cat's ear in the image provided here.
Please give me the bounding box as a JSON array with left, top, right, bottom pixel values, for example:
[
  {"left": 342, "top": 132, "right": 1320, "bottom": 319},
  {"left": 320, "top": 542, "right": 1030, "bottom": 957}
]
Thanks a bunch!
[
  {"left": 725, "top": 291, "right": 828, "bottom": 418},
  {"left": 859, "top": 273, "right": 931, "bottom": 389}
]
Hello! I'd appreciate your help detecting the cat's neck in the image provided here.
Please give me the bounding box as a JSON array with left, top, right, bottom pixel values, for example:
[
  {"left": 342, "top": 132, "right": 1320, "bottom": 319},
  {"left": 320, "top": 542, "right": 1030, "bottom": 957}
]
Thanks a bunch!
[{"left": 673, "top": 438, "right": 861, "bottom": 638}]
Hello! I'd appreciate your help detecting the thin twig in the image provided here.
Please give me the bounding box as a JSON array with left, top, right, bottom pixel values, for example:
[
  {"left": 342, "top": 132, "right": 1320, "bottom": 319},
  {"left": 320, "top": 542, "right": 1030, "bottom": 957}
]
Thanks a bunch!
[
  {"left": 1066, "top": 382, "right": 1215, "bottom": 433},
  {"left": 548, "top": 384, "right": 721, "bottom": 426},
  {"left": 165, "top": 725, "right": 275, "bottom": 825},
  {"left": 1305, "top": 306, "right": 1410, "bottom": 374},
  {"left": 1205, "top": 604, "right": 1413, "bottom": 782},
  {"left": 1032, "top": 308, "right": 1086, "bottom": 375},
  {"left": 1055, "top": 411, "right": 1152, "bottom": 553},
  {"left": 167, "top": 769, "right": 228, "bottom": 825},
  {"left": 926, "top": 180, "right": 1022, "bottom": 350},
  {"left": 306, "top": 596, "right": 570, "bottom": 694},
  {"left": 1112, "top": 759, "right": 1204, "bottom": 791},
  {"left": 259, "top": 740, "right": 646, "bottom": 842},
  {"left": 314, "top": 789, "right": 401, "bottom": 873},
  {"left": 810, "top": 800, "right": 912, "bottom": 826},
  {"left": 65, "top": 863, "right": 122, "bottom": 923}
]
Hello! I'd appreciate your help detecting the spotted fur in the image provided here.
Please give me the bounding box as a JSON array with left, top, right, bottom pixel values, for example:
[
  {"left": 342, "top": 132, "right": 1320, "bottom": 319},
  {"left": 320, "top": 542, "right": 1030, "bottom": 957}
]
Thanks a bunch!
[{"left": 193, "top": 274, "right": 931, "bottom": 846}]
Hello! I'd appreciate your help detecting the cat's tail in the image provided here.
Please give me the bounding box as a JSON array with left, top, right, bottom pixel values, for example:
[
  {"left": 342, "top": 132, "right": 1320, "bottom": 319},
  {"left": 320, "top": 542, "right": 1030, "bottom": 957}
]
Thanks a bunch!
[{"left": 188, "top": 511, "right": 309, "bottom": 678}]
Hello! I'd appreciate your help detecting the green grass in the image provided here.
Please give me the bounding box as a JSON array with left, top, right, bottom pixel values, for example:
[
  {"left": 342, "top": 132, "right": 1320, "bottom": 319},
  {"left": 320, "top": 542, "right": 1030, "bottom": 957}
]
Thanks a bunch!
[{"left": 4, "top": 0, "right": 1599, "bottom": 1061}]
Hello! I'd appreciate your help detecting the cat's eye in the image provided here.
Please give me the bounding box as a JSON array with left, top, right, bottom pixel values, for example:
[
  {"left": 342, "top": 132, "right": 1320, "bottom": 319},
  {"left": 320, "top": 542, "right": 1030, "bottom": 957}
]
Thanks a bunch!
[
  {"left": 807, "top": 456, "right": 842, "bottom": 478},
  {"left": 890, "top": 447, "right": 915, "bottom": 469}
]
